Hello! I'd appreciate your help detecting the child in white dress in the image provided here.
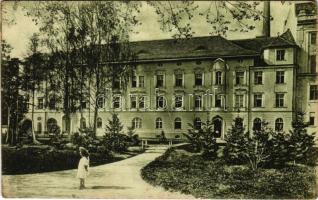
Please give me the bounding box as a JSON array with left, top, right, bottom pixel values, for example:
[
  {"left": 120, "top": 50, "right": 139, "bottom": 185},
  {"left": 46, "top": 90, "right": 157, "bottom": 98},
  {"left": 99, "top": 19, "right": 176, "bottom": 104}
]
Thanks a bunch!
[{"left": 77, "top": 147, "right": 89, "bottom": 189}]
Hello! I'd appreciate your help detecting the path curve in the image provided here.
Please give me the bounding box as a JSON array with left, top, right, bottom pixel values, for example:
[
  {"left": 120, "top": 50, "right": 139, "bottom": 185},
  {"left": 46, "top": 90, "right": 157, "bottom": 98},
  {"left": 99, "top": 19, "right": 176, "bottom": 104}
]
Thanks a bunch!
[{"left": 2, "top": 145, "right": 194, "bottom": 199}]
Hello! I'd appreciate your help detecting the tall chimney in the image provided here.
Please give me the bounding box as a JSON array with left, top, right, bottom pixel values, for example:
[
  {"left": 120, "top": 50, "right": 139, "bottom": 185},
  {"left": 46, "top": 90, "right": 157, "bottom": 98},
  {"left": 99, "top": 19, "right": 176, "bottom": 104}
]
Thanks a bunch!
[{"left": 262, "top": 1, "right": 271, "bottom": 37}]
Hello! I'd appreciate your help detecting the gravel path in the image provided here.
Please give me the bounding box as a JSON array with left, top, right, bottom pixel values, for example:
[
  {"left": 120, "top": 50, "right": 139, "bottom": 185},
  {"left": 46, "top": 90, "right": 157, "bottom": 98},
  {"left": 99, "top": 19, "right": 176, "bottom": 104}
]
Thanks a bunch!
[{"left": 2, "top": 145, "right": 194, "bottom": 198}]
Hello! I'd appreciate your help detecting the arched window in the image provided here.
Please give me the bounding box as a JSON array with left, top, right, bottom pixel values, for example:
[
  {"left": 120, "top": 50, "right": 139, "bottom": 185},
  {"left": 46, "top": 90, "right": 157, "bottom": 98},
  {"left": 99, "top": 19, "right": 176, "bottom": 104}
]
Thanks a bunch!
[
  {"left": 37, "top": 122, "right": 42, "bottom": 134},
  {"left": 175, "top": 118, "right": 182, "bottom": 129},
  {"left": 97, "top": 117, "right": 103, "bottom": 128},
  {"left": 47, "top": 118, "right": 57, "bottom": 133},
  {"left": 156, "top": 118, "right": 162, "bottom": 129},
  {"left": 275, "top": 118, "right": 284, "bottom": 131},
  {"left": 132, "top": 118, "right": 142, "bottom": 129},
  {"left": 253, "top": 118, "right": 262, "bottom": 131},
  {"left": 215, "top": 71, "right": 222, "bottom": 85},
  {"left": 234, "top": 117, "right": 243, "bottom": 128},
  {"left": 80, "top": 117, "right": 86, "bottom": 129},
  {"left": 213, "top": 117, "right": 223, "bottom": 138},
  {"left": 62, "top": 115, "right": 70, "bottom": 133},
  {"left": 194, "top": 117, "right": 202, "bottom": 130}
]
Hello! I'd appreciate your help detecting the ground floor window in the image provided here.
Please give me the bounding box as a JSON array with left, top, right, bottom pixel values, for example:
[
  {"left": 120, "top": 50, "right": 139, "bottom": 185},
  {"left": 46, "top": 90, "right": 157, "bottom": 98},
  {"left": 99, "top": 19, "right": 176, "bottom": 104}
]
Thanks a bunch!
[
  {"left": 132, "top": 117, "right": 142, "bottom": 129},
  {"left": 80, "top": 117, "right": 86, "bottom": 129},
  {"left": 174, "top": 118, "right": 181, "bottom": 129},
  {"left": 275, "top": 118, "right": 283, "bottom": 131},
  {"left": 47, "top": 118, "right": 58, "bottom": 133},
  {"left": 253, "top": 118, "right": 262, "bottom": 131},
  {"left": 97, "top": 117, "right": 102, "bottom": 128},
  {"left": 194, "top": 118, "right": 202, "bottom": 130},
  {"left": 156, "top": 117, "right": 162, "bottom": 129}
]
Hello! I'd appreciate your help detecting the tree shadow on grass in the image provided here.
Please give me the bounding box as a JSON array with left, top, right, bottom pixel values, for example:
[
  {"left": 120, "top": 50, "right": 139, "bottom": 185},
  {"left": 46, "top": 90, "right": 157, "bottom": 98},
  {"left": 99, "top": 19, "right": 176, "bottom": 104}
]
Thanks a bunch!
[{"left": 90, "top": 186, "right": 131, "bottom": 190}]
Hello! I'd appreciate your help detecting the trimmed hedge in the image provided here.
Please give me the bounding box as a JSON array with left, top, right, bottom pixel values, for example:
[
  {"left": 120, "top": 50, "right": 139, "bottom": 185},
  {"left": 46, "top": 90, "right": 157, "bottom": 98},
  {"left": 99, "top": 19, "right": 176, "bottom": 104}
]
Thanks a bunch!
[
  {"left": 141, "top": 148, "right": 316, "bottom": 199},
  {"left": 2, "top": 145, "right": 115, "bottom": 175}
]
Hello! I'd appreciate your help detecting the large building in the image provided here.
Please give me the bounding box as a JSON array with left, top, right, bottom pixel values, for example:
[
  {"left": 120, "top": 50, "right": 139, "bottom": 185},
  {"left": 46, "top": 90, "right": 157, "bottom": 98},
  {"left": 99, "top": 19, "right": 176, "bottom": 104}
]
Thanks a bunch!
[{"left": 19, "top": 2, "right": 316, "bottom": 140}]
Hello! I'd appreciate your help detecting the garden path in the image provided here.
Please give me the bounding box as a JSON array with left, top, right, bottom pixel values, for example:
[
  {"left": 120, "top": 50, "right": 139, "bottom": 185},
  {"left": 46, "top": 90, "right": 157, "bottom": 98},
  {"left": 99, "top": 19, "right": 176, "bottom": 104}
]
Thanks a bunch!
[{"left": 2, "top": 145, "right": 194, "bottom": 198}]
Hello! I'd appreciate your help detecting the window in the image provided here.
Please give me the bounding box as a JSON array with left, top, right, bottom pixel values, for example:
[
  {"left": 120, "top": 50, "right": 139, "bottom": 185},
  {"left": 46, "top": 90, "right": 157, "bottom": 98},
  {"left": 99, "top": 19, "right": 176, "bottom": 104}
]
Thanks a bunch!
[
  {"left": 80, "top": 118, "right": 86, "bottom": 129},
  {"left": 132, "top": 118, "right": 142, "bottom": 129},
  {"left": 81, "top": 101, "right": 87, "bottom": 109},
  {"left": 215, "top": 71, "right": 222, "bottom": 85},
  {"left": 131, "top": 75, "right": 137, "bottom": 88},
  {"left": 235, "top": 95, "right": 244, "bottom": 108},
  {"left": 254, "top": 94, "right": 263, "bottom": 107},
  {"left": 310, "top": 85, "right": 318, "bottom": 100},
  {"left": 174, "top": 118, "right": 182, "bottom": 129},
  {"left": 48, "top": 98, "right": 56, "bottom": 110},
  {"left": 38, "top": 98, "right": 44, "bottom": 109},
  {"left": 97, "top": 97, "right": 104, "bottom": 108},
  {"left": 37, "top": 122, "right": 42, "bottom": 133},
  {"left": 139, "top": 96, "right": 145, "bottom": 109},
  {"left": 195, "top": 73, "right": 203, "bottom": 86},
  {"left": 309, "top": 112, "right": 315, "bottom": 126},
  {"left": 235, "top": 71, "right": 244, "bottom": 85},
  {"left": 310, "top": 32, "right": 316, "bottom": 45},
  {"left": 139, "top": 76, "right": 144, "bottom": 87},
  {"left": 175, "top": 74, "right": 183, "bottom": 87},
  {"left": 47, "top": 118, "right": 58, "bottom": 133},
  {"left": 194, "top": 95, "right": 202, "bottom": 109},
  {"left": 275, "top": 93, "right": 284, "bottom": 107},
  {"left": 175, "top": 95, "right": 183, "bottom": 108},
  {"left": 194, "top": 118, "right": 202, "bottom": 130},
  {"left": 97, "top": 117, "right": 102, "bottom": 128},
  {"left": 215, "top": 95, "right": 222, "bottom": 108},
  {"left": 131, "top": 96, "right": 137, "bottom": 109},
  {"left": 156, "top": 96, "right": 166, "bottom": 109},
  {"left": 310, "top": 55, "right": 316, "bottom": 74},
  {"left": 113, "top": 78, "right": 120, "bottom": 89},
  {"left": 113, "top": 96, "right": 120, "bottom": 109},
  {"left": 156, "top": 118, "right": 162, "bottom": 129},
  {"left": 253, "top": 118, "right": 262, "bottom": 131},
  {"left": 276, "top": 71, "right": 285, "bottom": 84},
  {"left": 234, "top": 117, "right": 243, "bottom": 127},
  {"left": 156, "top": 75, "right": 164, "bottom": 87},
  {"left": 254, "top": 71, "right": 263, "bottom": 85},
  {"left": 276, "top": 49, "right": 285, "bottom": 61},
  {"left": 275, "top": 118, "right": 284, "bottom": 131}
]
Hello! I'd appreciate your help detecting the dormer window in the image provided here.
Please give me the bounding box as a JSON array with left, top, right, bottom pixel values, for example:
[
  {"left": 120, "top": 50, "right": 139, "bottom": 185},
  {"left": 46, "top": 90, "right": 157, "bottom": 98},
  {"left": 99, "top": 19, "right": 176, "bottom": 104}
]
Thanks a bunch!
[{"left": 276, "top": 49, "right": 285, "bottom": 61}]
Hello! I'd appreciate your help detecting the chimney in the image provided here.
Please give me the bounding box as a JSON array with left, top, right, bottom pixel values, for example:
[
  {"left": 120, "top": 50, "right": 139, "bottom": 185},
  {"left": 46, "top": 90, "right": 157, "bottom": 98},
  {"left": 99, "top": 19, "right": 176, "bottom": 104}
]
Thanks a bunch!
[{"left": 262, "top": 1, "right": 271, "bottom": 37}]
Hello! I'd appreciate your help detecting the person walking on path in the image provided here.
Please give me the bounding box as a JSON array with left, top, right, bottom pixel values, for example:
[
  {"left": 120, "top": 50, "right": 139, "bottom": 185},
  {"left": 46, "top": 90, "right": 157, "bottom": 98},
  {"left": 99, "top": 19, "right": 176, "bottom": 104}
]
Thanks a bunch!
[{"left": 77, "top": 147, "right": 90, "bottom": 189}]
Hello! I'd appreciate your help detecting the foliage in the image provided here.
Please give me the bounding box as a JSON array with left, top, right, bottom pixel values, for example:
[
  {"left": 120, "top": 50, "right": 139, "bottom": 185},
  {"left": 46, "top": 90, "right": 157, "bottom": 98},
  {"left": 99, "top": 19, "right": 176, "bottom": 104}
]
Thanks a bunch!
[
  {"left": 224, "top": 117, "right": 246, "bottom": 164},
  {"left": 103, "top": 113, "right": 129, "bottom": 152},
  {"left": 127, "top": 126, "right": 140, "bottom": 146},
  {"left": 70, "top": 128, "right": 103, "bottom": 154},
  {"left": 289, "top": 112, "right": 316, "bottom": 164},
  {"left": 2, "top": 145, "right": 115, "bottom": 175},
  {"left": 141, "top": 149, "right": 316, "bottom": 199},
  {"left": 148, "top": 1, "right": 265, "bottom": 38},
  {"left": 184, "top": 120, "right": 218, "bottom": 158}
]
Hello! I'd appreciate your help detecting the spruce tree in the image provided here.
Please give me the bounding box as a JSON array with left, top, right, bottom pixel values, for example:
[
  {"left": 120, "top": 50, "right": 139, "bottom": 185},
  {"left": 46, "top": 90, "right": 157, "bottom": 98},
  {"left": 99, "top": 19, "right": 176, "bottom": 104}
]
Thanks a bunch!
[
  {"left": 224, "top": 117, "right": 246, "bottom": 164},
  {"left": 289, "top": 112, "right": 316, "bottom": 164},
  {"left": 105, "top": 113, "right": 123, "bottom": 135}
]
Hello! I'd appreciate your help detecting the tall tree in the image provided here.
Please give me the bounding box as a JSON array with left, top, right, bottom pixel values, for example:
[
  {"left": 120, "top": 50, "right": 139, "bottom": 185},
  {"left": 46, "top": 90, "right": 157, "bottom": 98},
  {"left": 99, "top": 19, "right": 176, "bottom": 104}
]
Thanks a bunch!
[
  {"left": 22, "top": 33, "right": 46, "bottom": 144},
  {"left": 1, "top": 40, "right": 28, "bottom": 145}
]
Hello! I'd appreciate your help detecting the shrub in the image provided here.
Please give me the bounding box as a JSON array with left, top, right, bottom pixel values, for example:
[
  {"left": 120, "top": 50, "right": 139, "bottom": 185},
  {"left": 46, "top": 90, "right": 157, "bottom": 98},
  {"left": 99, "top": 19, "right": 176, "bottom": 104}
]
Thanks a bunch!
[
  {"left": 224, "top": 117, "right": 246, "bottom": 164},
  {"left": 103, "top": 113, "right": 130, "bottom": 152},
  {"left": 289, "top": 112, "right": 316, "bottom": 165},
  {"left": 70, "top": 128, "right": 102, "bottom": 153},
  {"left": 184, "top": 120, "right": 218, "bottom": 158}
]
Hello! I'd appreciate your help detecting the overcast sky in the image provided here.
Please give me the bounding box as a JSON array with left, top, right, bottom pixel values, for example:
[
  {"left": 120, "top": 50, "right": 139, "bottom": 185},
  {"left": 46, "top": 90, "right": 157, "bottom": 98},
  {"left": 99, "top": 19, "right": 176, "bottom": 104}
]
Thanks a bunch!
[{"left": 2, "top": 1, "right": 296, "bottom": 58}]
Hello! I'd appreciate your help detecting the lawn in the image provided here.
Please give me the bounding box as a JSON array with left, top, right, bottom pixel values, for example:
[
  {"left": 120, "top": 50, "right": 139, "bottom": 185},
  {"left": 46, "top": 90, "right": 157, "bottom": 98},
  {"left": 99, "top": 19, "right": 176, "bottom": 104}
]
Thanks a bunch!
[{"left": 141, "top": 146, "right": 317, "bottom": 199}]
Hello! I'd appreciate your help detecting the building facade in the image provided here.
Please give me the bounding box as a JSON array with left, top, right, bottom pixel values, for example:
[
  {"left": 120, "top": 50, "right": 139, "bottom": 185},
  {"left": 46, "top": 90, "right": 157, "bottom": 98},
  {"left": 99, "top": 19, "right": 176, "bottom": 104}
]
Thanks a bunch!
[{"left": 20, "top": 2, "right": 316, "bottom": 140}]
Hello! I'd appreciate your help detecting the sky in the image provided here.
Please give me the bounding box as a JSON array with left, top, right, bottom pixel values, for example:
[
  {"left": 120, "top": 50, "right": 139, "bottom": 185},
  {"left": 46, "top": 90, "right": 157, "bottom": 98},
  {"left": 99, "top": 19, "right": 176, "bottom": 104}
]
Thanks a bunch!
[{"left": 2, "top": 1, "right": 296, "bottom": 58}]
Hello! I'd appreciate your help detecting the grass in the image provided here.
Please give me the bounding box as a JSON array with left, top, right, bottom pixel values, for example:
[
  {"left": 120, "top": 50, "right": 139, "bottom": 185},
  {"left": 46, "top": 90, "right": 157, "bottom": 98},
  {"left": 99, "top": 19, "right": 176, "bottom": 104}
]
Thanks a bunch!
[{"left": 141, "top": 146, "right": 317, "bottom": 199}]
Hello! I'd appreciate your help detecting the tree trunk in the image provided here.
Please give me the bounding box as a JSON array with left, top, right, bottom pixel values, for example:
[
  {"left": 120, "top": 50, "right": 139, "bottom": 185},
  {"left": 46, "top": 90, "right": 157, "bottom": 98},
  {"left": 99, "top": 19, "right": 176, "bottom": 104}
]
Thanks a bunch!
[{"left": 31, "top": 89, "right": 40, "bottom": 144}]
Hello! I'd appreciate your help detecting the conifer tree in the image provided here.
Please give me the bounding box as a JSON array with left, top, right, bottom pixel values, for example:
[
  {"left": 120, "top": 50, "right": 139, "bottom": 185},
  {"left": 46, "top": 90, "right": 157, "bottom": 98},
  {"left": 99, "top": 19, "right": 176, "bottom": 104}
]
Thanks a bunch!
[
  {"left": 105, "top": 113, "right": 123, "bottom": 135},
  {"left": 224, "top": 117, "right": 246, "bottom": 164}
]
